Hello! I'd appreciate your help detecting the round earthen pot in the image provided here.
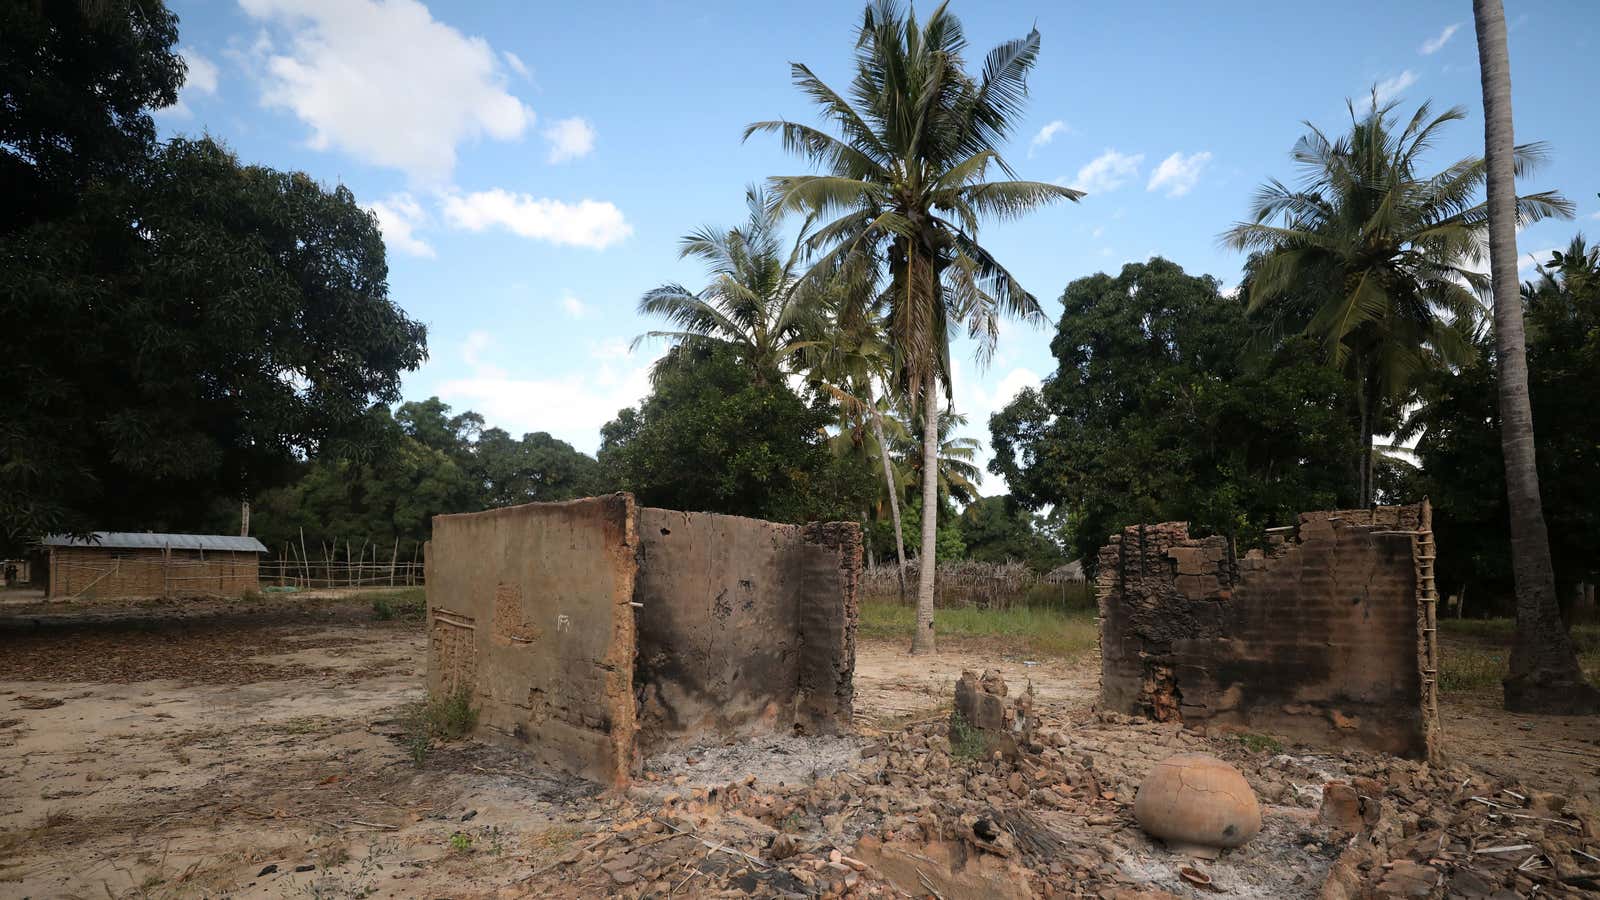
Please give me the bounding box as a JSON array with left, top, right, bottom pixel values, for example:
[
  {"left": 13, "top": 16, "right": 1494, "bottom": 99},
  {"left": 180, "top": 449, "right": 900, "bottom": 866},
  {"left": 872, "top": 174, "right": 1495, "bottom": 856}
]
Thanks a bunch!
[{"left": 1133, "top": 753, "right": 1262, "bottom": 850}]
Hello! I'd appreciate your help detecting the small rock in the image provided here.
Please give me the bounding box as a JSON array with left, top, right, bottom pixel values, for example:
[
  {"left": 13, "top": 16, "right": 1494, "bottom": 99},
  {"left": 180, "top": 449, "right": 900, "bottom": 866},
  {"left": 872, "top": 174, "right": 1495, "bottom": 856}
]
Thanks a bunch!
[{"left": 257, "top": 864, "right": 279, "bottom": 877}]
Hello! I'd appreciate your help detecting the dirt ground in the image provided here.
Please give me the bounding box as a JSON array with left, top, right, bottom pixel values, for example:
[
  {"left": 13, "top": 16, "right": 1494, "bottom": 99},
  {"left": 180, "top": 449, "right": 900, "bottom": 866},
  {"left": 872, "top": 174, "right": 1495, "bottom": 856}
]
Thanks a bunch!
[{"left": 1, "top": 596, "right": 1596, "bottom": 898}]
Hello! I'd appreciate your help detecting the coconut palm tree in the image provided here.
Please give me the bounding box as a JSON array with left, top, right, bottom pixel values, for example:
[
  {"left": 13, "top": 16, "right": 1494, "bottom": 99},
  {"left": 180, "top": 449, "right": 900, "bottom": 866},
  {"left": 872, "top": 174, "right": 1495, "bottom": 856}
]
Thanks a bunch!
[
  {"left": 895, "top": 409, "right": 983, "bottom": 507},
  {"left": 1224, "top": 93, "right": 1570, "bottom": 506},
  {"left": 808, "top": 307, "right": 912, "bottom": 603},
  {"left": 1472, "top": 0, "right": 1598, "bottom": 714},
  {"left": 749, "top": 0, "right": 1081, "bottom": 652},
  {"left": 635, "top": 185, "right": 825, "bottom": 383}
]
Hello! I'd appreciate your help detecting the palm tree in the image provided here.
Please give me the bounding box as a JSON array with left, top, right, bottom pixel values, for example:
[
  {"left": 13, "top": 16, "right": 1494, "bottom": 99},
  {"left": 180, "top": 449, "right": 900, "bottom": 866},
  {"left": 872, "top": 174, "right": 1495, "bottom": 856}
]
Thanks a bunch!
[
  {"left": 1472, "top": 0, "right": 1598, "bottom": 714},
  {"left": 896, "top": 409, "right": 983, "bottom": 507},
  {"left": 1224, "top": 94, "right": 1570, "bottom": 506},
  {"left": 809, "top": 308, "right": 912, "bottom": 603},
  {"left": 635, "top": 185, "right": 824, "bottom": 383},
  {"left": 749, "top": 0, "right": 1081, "bottom": 653}
]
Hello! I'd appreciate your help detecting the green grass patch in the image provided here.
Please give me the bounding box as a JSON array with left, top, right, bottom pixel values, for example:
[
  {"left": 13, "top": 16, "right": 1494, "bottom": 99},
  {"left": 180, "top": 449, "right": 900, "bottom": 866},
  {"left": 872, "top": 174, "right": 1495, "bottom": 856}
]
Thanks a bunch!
[
  {"left": 1235, "top": 732, "right": 1284, "bottom": 754},
  {"left": 1437, "top": 617, "right": 1600, "bottom": 691},
  {"left": 1439, "top": 645, "right": 1506, "bottom": 693},
  {"left": 858, "top": 601, "right": 1098, "bottom": 659},
  {"left": 370, "top": 587, "right": 427, "bottom": 622},
  {"left": 401, "top": 686, "right": 478, "bottom": 766},
  {"left": 948, "top": 708, "right": 986, "bottom": 761}
]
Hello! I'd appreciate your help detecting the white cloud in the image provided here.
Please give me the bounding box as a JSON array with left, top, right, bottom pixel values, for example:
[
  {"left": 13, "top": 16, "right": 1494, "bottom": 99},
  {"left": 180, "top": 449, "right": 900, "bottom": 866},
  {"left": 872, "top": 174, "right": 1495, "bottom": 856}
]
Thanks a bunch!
[
  {"left": 182, "top": 48, "right": 221, "bottom": 95},
  {"left": 1420, "top": 23, "right": 1462, "bottom": 55},
  {"left": 1091, "top": 226, "right": 1104, "bottom": 239},
  {"left": 502, "top": 50, "right": 530, "bottom": 79},
  {"left": 1066, "top": 149, "right": 1144, "bottom": 194},
  {"left": 436, "top": 334, "right": 659, "bottom": 453},
  {"left": 1146, "top": 151, "right": 1212, "bottom": 197},
  {"left": 440, "top": 189, "right": 632, "bottom": 249},
  {"left": 367, "top": 192, "right": 435, "bottom": 258},
  {"left": 1373, "top": 70, "right": 1419, "bottom": 104},
  {"left": 561, "top": 293, "right": 587, "bottom": 318},
  {"left": 239, "top": 0, "right": 533, "bottom": 181},
  {"left": 160, "top": 47, "right": 221, "bottom": 117},
  {"left": 543, "top": 116, "right": 596, "bottom": 164},
  {"left": 1520, "top": 247, "right": 1559, "bottom": 273},
  {"left": 1027, "top": 120, "right": 1069, "bottom": 157},
  {"left": 460, "top": 330, "right": 504, "bottom": 377}
]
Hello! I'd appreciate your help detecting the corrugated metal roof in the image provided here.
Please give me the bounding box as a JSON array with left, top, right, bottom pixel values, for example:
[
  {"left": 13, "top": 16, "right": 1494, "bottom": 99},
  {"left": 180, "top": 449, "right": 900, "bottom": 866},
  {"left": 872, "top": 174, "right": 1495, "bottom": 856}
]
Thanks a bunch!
[{"left": 42, "top": 532, "right": 269, "bottom": 553}]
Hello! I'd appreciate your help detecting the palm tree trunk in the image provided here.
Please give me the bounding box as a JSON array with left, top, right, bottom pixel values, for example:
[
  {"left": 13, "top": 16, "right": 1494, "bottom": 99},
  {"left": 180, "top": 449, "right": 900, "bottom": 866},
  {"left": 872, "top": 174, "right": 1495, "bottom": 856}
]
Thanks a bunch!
[
  {"left": 868, "top": 388, "right": 909, "bottom": 606},
  {"left": 1360, "top": 376, "right": 1376, "bottom": 508},
  {"left": 1473, "top": 0, "right": 1597, "bottom": 714},
  {"left": 911, "top": 383, "right": 939, "bottom": 654}
]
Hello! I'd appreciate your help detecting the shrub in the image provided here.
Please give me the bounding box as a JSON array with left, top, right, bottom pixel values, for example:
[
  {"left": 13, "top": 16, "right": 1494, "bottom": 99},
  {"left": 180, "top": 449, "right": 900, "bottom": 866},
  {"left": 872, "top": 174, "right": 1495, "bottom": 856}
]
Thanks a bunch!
[
  {"left": 401, "top": 686, "right": 478, "bottom": 766},
  {"left": 371, "top": 588, "right": 426, "bottom": 622},
  {"left": 948, "top": 709, "right": 986, "bottom": 761}
]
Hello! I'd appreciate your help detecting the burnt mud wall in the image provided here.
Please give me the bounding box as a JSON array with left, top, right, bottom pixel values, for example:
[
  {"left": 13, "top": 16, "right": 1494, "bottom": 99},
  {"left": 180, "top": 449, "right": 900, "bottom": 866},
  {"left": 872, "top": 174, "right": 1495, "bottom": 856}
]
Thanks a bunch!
[
  {"left": 1096, "top": 504, "right": 1435, "bottom": 758},
  {"left": 632, "top": 510, "right": 859, "bottom": 752},
  {"left": 426, "top": 495, "right": 639, "bottom": 786},
  {"left": 426, "top": 495, "right": 859, "bottom": 784}
]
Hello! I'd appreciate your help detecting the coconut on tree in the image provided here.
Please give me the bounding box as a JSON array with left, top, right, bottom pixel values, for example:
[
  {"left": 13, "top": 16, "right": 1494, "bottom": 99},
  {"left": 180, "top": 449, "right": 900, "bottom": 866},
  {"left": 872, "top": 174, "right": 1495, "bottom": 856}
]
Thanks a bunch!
[{"left": 749, "top": 0, "right": 1080, "bottom": 653}]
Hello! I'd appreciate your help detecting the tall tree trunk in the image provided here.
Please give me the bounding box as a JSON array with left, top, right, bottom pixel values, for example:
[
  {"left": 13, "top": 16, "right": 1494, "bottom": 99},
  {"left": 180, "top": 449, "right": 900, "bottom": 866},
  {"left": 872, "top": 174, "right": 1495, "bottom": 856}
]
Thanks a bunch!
[
  {"left": 868, "top": 386, "right": 909, "bottom": 605},
  {"left": 1473, "top": 0, "right": 1598, "bottom": 714},
  {"left": 1361, "top": 374, "right": 1378, "bottom": 508},
  {"left": 911, "top": 384, "right": 939, "bottom": 654},
  {"left": 1356, "top": 380, "right": 1373, "bottom": 508}
]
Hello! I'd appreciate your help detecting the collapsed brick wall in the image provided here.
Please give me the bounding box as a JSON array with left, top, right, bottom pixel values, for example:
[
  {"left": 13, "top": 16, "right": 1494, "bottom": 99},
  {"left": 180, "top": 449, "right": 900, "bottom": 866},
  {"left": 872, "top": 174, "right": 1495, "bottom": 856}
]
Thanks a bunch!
[
  {"left": 1097, "top": 503, "right": 1436, "bottom": 758},
  {"left": 426, "top": 495, "right": 859, "bottom": 785}
]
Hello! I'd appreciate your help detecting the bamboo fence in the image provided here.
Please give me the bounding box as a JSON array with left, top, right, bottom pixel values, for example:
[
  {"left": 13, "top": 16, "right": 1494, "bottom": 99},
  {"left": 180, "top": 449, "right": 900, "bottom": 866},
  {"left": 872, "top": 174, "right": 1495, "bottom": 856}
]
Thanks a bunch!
[
  {"left": 859, "top": 559, "right": 1089, "bottom": 610},
  {"left": 260, "top": 533, "right": 425, "bottom": 590}
]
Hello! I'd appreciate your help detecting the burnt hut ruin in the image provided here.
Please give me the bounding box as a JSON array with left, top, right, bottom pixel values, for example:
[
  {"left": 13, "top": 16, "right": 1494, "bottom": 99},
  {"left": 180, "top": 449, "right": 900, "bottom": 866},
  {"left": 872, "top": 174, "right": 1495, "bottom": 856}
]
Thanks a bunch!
[
  {"left": 424, "top": 494, "right": 860, "bottom": 786},
  {"left": 1096, "top": 502, "right": 1440, "bottom": 759}
]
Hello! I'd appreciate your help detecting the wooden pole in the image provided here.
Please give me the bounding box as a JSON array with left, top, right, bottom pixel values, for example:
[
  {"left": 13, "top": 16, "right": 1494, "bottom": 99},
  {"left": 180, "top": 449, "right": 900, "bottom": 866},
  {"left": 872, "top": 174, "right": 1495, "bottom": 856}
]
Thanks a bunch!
[{"left": 389, "top": 537, "right": 399, "bottom": 587}]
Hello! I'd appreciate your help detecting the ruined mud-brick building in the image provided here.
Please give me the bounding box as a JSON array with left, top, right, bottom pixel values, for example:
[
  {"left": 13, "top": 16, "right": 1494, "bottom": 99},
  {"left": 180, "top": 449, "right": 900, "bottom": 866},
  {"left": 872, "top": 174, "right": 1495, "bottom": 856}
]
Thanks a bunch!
[
  {"left": 1096, "top": 502, "right": 1439, "bottom": 759},
  {"left": 42, "top": 532, "right": 267, "bottom": 600},
  {"left": 424, "top": 494, "right": 860, "bottom": 785}
]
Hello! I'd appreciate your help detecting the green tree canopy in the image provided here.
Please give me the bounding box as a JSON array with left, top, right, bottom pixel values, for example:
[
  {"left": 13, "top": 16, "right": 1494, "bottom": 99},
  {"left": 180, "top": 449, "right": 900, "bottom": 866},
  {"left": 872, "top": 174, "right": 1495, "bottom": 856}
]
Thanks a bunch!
[
  {"left": 990, "top": 258, "right": 1358, "bottom": 563},
  {"left": 957, "top": 494, "right": 1067, "bottom": 571},
  {"left": 598, "top": 347, "right": 873, "bottom": 523},
  {"left": 1408, "top": 236, "right": 1600, "bottom": 613},
  {"left": 1224, "top": 94, "right": 1570, "bottom": 504},
  {"left": 1, "top": 3, "right": 426, "bottom": 552}
]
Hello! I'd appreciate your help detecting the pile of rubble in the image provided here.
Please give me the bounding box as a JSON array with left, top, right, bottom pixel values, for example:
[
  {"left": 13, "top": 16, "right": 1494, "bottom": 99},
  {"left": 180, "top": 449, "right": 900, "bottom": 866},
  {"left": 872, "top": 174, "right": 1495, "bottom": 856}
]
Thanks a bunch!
[{"left": 524, "top": 670, "right": 1598, "bottom": 898}]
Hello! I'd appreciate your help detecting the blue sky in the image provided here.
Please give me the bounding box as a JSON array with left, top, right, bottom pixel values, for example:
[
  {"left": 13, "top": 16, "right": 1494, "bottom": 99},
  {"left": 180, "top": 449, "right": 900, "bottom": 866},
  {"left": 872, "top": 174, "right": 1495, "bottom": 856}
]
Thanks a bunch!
[{"left": 158, "top": 0, "right": 1600, "bottom": 494}]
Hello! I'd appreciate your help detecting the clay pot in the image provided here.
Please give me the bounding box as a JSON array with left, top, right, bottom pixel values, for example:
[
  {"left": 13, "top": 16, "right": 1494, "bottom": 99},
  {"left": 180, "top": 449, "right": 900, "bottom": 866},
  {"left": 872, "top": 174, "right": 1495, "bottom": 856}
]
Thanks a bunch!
[{"left": 1133, "top": 753, "right": 1262, "bottom": 850}]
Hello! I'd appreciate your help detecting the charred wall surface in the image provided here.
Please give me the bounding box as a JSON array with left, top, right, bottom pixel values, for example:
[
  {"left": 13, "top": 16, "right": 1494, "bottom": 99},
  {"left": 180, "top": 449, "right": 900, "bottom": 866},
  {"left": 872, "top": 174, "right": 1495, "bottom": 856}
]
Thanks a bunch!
[
  {"left": 632, "top": 510, "right": 859, "bottom": 751},
  {"left": 1096, "top": 504, "right": 1436, "bottom": 758},
  {"left": 426, "top": 495, "right": 859, "bottom": 784}
]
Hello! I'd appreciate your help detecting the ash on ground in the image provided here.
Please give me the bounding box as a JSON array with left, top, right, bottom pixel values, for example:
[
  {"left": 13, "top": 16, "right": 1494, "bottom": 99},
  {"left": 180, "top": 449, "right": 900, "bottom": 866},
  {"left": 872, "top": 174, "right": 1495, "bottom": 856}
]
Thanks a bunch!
[{"left": 640, "top": 733, "right": 864, "bottom": 792}]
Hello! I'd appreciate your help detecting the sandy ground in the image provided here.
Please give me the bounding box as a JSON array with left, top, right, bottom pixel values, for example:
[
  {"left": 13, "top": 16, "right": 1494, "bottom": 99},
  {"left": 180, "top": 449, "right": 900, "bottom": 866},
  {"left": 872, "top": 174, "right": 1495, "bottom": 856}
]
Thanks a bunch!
[{"left": 1, "top": 596, "right": 1596, "bottom": 898}]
